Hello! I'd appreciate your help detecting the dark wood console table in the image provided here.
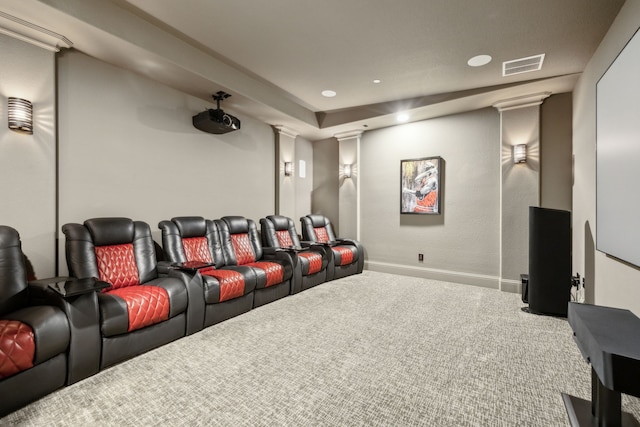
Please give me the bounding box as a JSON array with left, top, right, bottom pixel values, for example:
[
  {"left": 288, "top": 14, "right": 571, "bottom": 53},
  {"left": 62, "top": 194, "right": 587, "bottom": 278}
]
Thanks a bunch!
[{"left": 563, "top": 302, "right": 640, "bottom": 427}]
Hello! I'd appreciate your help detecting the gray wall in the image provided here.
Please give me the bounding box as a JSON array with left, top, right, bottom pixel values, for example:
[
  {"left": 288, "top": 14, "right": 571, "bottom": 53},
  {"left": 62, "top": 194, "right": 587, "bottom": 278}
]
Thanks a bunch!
[
  {"left": 311, "top": 138, "right": 340, "bottom": 234},
  {"left": 360, "top": 108, "right": 502, "bottom": 286},
  {"left": 309, "top": 98, "right": 574, "bottom": 290},
  {"left": 295, "top": 136, "right": 314, "bottom": 222},
  {"left": 573, "top": 0, "right": 640, "bottom": 314},
  {"left": 499, "top": 104, "right": 541, "bottom": 288},
  {"left": 0, "top": 33, "right": 57, "bottom": 278},
  {"left": 540, "top": 93, "right": 573, "bottom": 212},
  {"left": 57, "top": 50, "right": 276, "bottom": 274}
]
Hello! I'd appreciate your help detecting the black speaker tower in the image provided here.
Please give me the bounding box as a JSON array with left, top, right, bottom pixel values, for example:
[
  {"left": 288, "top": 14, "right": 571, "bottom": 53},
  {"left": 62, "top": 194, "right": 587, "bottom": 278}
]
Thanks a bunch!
[{"left": 526, "top": 206, "right": 572, "bottom": 317}]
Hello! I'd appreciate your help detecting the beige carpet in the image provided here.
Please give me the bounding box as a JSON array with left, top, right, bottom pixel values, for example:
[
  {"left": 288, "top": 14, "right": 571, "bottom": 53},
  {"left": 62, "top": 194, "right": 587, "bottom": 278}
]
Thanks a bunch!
[{"left": 3, "top": 271, "right": 640, "bottom": 426}]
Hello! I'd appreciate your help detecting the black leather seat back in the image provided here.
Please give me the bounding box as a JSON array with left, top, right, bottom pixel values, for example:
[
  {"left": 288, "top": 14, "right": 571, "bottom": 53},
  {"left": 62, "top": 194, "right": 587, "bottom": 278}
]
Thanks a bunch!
[
  {"left": 260, "top": 215, "right": 302, "bottom": 248},
  {"left": 63, "top": 218, "right": 158, "bottom": 285},
  {"left": 217, "top": 216, "right": 264, "bottom": 265},
  {"left": 159, "top": 217, "right": 225, "bottom": 268},
  {"left": 0, "top": 226, "right": 28, "bottom": 316},
  {"left": 300, "top": 214, "right": 337, "bottom": 243}
]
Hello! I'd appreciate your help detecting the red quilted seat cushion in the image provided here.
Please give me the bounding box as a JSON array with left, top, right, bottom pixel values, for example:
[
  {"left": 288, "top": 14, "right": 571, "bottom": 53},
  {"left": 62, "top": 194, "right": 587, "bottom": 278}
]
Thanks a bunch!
[
  {"left": 246, "top": 261, "right": 284, "bottom": 287},
  {"left": 182, "top": 237, "right": 213, "bottom": 263},
  {"left": 106, "top": 286, "right": 170, "bottom": 332},
  {"left": 95, "top": 243, "right": 140, "bottom": 289},
  {"left": 334, "top": 246, "right": 355, "bottom": 266},
  {"left": 313, "top": 227, "right": 330, "bottom": 243},
  {"left": 231, "top": 233, "right": 256, "bottom": 265},
  {"left": 0, "top": 320, "right": 35, "bottom": 379},
  {"left": 299, "top": 252, "right": 323, "bottom": 275},
  {"left": 201, "top": 268, "right": 245, "bottom": 302},
  {"left": 276, "top": 230, "right": 294, "bottom": 247}
]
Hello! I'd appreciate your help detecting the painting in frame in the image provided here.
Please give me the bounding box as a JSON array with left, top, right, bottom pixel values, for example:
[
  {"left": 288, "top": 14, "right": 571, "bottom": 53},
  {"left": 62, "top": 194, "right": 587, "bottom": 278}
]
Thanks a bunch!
[{"left": 400, "top": 156, "right": 442, "bottom": 214}]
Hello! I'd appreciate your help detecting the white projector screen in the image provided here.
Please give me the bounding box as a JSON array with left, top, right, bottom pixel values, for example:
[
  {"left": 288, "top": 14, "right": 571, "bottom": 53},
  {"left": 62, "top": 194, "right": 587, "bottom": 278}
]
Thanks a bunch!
[{"left": 596, "top": 26, "right": 640, "bottom": 267}]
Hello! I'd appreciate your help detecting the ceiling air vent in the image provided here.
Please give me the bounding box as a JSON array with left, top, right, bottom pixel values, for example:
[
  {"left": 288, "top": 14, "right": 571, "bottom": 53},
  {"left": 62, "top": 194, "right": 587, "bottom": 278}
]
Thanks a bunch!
[{"left": 503, "top": 54, "right": 545, "bottom": 77}]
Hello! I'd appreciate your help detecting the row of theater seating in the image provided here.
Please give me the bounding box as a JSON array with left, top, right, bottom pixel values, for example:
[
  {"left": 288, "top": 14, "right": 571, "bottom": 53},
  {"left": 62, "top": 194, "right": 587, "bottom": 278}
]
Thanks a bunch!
[{"left": 0, "top": 214, "right": 364, "bottom": 417}]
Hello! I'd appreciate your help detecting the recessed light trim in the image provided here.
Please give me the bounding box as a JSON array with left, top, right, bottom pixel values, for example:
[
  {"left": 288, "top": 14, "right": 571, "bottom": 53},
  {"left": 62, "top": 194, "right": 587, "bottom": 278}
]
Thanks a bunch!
[
  {"left": 321, "top": 90, "right": 337, "bottom": 97},
  {"left": 396, "top": 113, "right": 409, "bottom": 123},
  {"left": 373, "top": 79, "right": 381, "bottom": 84},
  {"left": 467, "top": 54, "right": 492, "bottom": 67}
]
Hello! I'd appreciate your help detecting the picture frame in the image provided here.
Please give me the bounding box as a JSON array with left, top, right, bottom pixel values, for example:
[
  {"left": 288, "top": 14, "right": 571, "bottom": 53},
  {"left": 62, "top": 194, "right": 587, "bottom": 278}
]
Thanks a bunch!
[{"left": 400, "top": 156, "right": 442, "bottom": 214}]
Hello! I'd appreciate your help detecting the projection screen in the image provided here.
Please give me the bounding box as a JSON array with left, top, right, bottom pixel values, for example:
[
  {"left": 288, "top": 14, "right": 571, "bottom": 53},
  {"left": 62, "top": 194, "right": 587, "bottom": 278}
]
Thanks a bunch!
[{"left": 596, "top": 26, "right": 640, "bottom": 268}]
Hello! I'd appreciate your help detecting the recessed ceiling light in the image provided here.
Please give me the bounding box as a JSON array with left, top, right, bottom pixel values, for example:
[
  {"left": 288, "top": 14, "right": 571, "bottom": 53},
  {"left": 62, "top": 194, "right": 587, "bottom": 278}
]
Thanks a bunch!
[
  {"left": 373, "top": 79, "right": 381, "bottom": 84},
  {"left": 397, "top": 113, "right": 409, "bottom": 123},
  {"left": 467, "top": 54, "right": 492, "bottom": 67},
  {"left": 321, "top": 90, "right": 337, "bottom": 97}
]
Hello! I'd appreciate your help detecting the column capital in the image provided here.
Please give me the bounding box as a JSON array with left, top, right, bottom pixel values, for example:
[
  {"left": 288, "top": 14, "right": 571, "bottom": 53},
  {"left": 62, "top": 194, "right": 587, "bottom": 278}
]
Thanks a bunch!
[
  {"left": 273, "top": 125, "right": 298, "bottom": 139},
  {"left": 334, "top": 130, "right": 363, "bottom": 141},
  {"left": 493, "top": 92, "right": 552, "bottom": 112}
]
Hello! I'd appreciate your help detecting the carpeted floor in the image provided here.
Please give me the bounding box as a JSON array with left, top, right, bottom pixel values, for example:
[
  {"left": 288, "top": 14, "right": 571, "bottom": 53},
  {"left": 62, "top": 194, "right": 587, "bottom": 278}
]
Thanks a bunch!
[{"left": 3, "top": 271, "right": 640, "bottom": 426}]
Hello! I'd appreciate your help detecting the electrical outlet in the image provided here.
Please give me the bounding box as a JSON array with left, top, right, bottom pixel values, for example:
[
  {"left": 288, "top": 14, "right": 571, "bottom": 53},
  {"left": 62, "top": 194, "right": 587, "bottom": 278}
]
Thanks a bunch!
[{"left": 418, "top": 253, "right": 424, "bottom": 262}]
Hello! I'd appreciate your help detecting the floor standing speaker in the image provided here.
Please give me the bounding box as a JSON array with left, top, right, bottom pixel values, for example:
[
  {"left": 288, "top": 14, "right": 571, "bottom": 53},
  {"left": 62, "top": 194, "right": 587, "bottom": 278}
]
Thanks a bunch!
[{"left": 528, "top": 206, "right": 571, "bottom": 317}]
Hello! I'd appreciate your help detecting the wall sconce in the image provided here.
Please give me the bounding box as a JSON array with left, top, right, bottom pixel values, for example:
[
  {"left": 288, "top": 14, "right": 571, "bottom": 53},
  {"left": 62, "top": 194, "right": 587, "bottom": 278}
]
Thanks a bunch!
[
  {"left": 284, "top": 162, "right": 293, "bottom": 176},
  {"left": 513, "top": 144, "right": 527, "bottom": 164},
  {"left": 343, "top": 164, "right": 352, "bottom": 178},
  {"left": 8, "top": 97, "right": 33, "bottom": 134}
]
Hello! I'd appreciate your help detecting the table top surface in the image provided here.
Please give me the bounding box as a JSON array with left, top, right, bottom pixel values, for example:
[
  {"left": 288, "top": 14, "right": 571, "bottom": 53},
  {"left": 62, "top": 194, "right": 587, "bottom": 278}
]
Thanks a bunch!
[
  {"left": 568, "top": 302, "right": 640, "bottom": 395},
  {"left": 569, "top": 302, "right": 640, "bottom": 359},
  {"left": 48, "top": 277, "right": 110, "bottom": 297}
]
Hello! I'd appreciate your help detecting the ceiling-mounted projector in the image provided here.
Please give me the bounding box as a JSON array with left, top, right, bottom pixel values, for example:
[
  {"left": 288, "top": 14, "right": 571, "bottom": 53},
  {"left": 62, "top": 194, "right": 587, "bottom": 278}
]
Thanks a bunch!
[{"left": 193, "top": 91, "right": 241, "bottom": 134}]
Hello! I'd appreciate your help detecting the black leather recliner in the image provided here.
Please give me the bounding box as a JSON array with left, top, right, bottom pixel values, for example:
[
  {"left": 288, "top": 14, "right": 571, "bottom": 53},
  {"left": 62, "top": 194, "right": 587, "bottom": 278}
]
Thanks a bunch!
[
  {"left": 158, "top": 216, "right": 257, "bottom": 328},
  {"left": 0, "top": 226, "right": 70, "bottom": 417},
  {"left": 260, "top": 215, "right": 329, "bottom": 294},
  {"left": 216, "top": 216, "right": 293, "bottom": 307},
  {"left": 62, "top": 218, "right": 193, "bottom": 371},
  {"left": 300, "top": 214, "right": 364, "bottom": 280}
]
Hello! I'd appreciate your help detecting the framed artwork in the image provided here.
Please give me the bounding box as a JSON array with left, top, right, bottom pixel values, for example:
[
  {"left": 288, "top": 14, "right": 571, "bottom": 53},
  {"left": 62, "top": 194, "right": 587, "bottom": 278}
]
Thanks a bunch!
[{"left": 400, "top": 156, "right": 442, "bottom": 214}]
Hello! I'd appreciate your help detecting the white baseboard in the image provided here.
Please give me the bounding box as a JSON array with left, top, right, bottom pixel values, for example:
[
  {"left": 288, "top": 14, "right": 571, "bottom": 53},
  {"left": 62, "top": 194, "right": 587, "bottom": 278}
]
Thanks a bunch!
[
  {"left": 499, "top": 278, "right": 522, "bottom": 294},
  {"left": 364, "top": 261, "right": 523, "bottom": 294},
  {"left": 365, "top": 261, "right": 501, "bottom": 290}
]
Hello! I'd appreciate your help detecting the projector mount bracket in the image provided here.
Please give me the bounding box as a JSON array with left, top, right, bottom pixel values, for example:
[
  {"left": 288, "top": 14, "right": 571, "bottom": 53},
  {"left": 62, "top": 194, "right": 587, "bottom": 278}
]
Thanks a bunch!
[{"left": 213, "top": 91, "right": 231, "bottom": 110}]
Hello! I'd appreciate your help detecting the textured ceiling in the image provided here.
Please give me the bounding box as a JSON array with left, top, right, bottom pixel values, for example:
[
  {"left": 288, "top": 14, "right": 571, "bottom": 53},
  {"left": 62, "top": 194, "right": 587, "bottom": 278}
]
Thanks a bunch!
[{"left": 0, "top": 0, "right": 626, "bottom": 139}]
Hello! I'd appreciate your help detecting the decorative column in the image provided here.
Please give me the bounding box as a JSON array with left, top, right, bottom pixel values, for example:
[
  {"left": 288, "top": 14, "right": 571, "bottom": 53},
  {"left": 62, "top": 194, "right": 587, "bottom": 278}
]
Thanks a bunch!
[
  {"left": 335, "top": 130, "right": 362, "bottom": 239},
  {"left": 493, "top": 92, "right": 550, "bottom": 292},
  {"left": 274, "top": 125, "right": 298, "bottom": 219}
]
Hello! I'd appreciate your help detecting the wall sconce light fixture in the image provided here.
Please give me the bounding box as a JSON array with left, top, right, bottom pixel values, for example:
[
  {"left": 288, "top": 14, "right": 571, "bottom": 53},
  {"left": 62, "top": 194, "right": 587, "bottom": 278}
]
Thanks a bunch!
[
  {"left": 343, "top": 164, "right": 352, "bottom": 178},
  {"left": 513, "top": 144, "right": 527, "bottom": 164},
  {"left": 8, "top": 97, "right": 33, "bottom": 134},
  {"left": 284, "top": 162, "right": 293, "bottom": 176}
]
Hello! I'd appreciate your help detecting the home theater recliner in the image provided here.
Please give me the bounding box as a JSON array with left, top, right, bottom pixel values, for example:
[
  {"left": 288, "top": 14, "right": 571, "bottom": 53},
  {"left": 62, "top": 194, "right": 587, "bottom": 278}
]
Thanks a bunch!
[
  {"left": 0, "top": 226, "right": 70, "bottom": 417},
  {"left": 61, "top": 218, "right": 193, "bottom": 371},
  {"left": 300, "top": 214, "right": 364, "bottom": 280},
  {"left": 0, "top": 214, "right": 363, "bottom": 417},
  {"left": 260, "top": 215, "right": 330, "bottom": 294}
]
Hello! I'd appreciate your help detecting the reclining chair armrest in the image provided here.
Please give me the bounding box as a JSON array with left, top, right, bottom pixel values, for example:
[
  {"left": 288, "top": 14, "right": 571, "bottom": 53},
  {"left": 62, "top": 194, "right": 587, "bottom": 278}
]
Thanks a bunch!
[
  {"left": 167, "top": 269, "right": 205, "bottom": 335},
  {"left": 157, "top": 260, "right": 175, "bottom": 276},
  {"left": 262, "top": 249, "right": 294, "bottom": 266},
  {"left": 28, "top": 278, "right": 102, "bottom": 385},
  {"left": 262, "top": 246, "right": 282, "bottom": 255},
  {"left": 293, "top": 243, "right": 330, "bottom": 264},
  {"left": 336, "top": 238, "right": 363, "bottom": 250},
  {"left": 6, "top": 304, "right": 70, "bottom": 363},
  {"left": 308, "top": 243, "right": 329, "bottom": 255}
]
